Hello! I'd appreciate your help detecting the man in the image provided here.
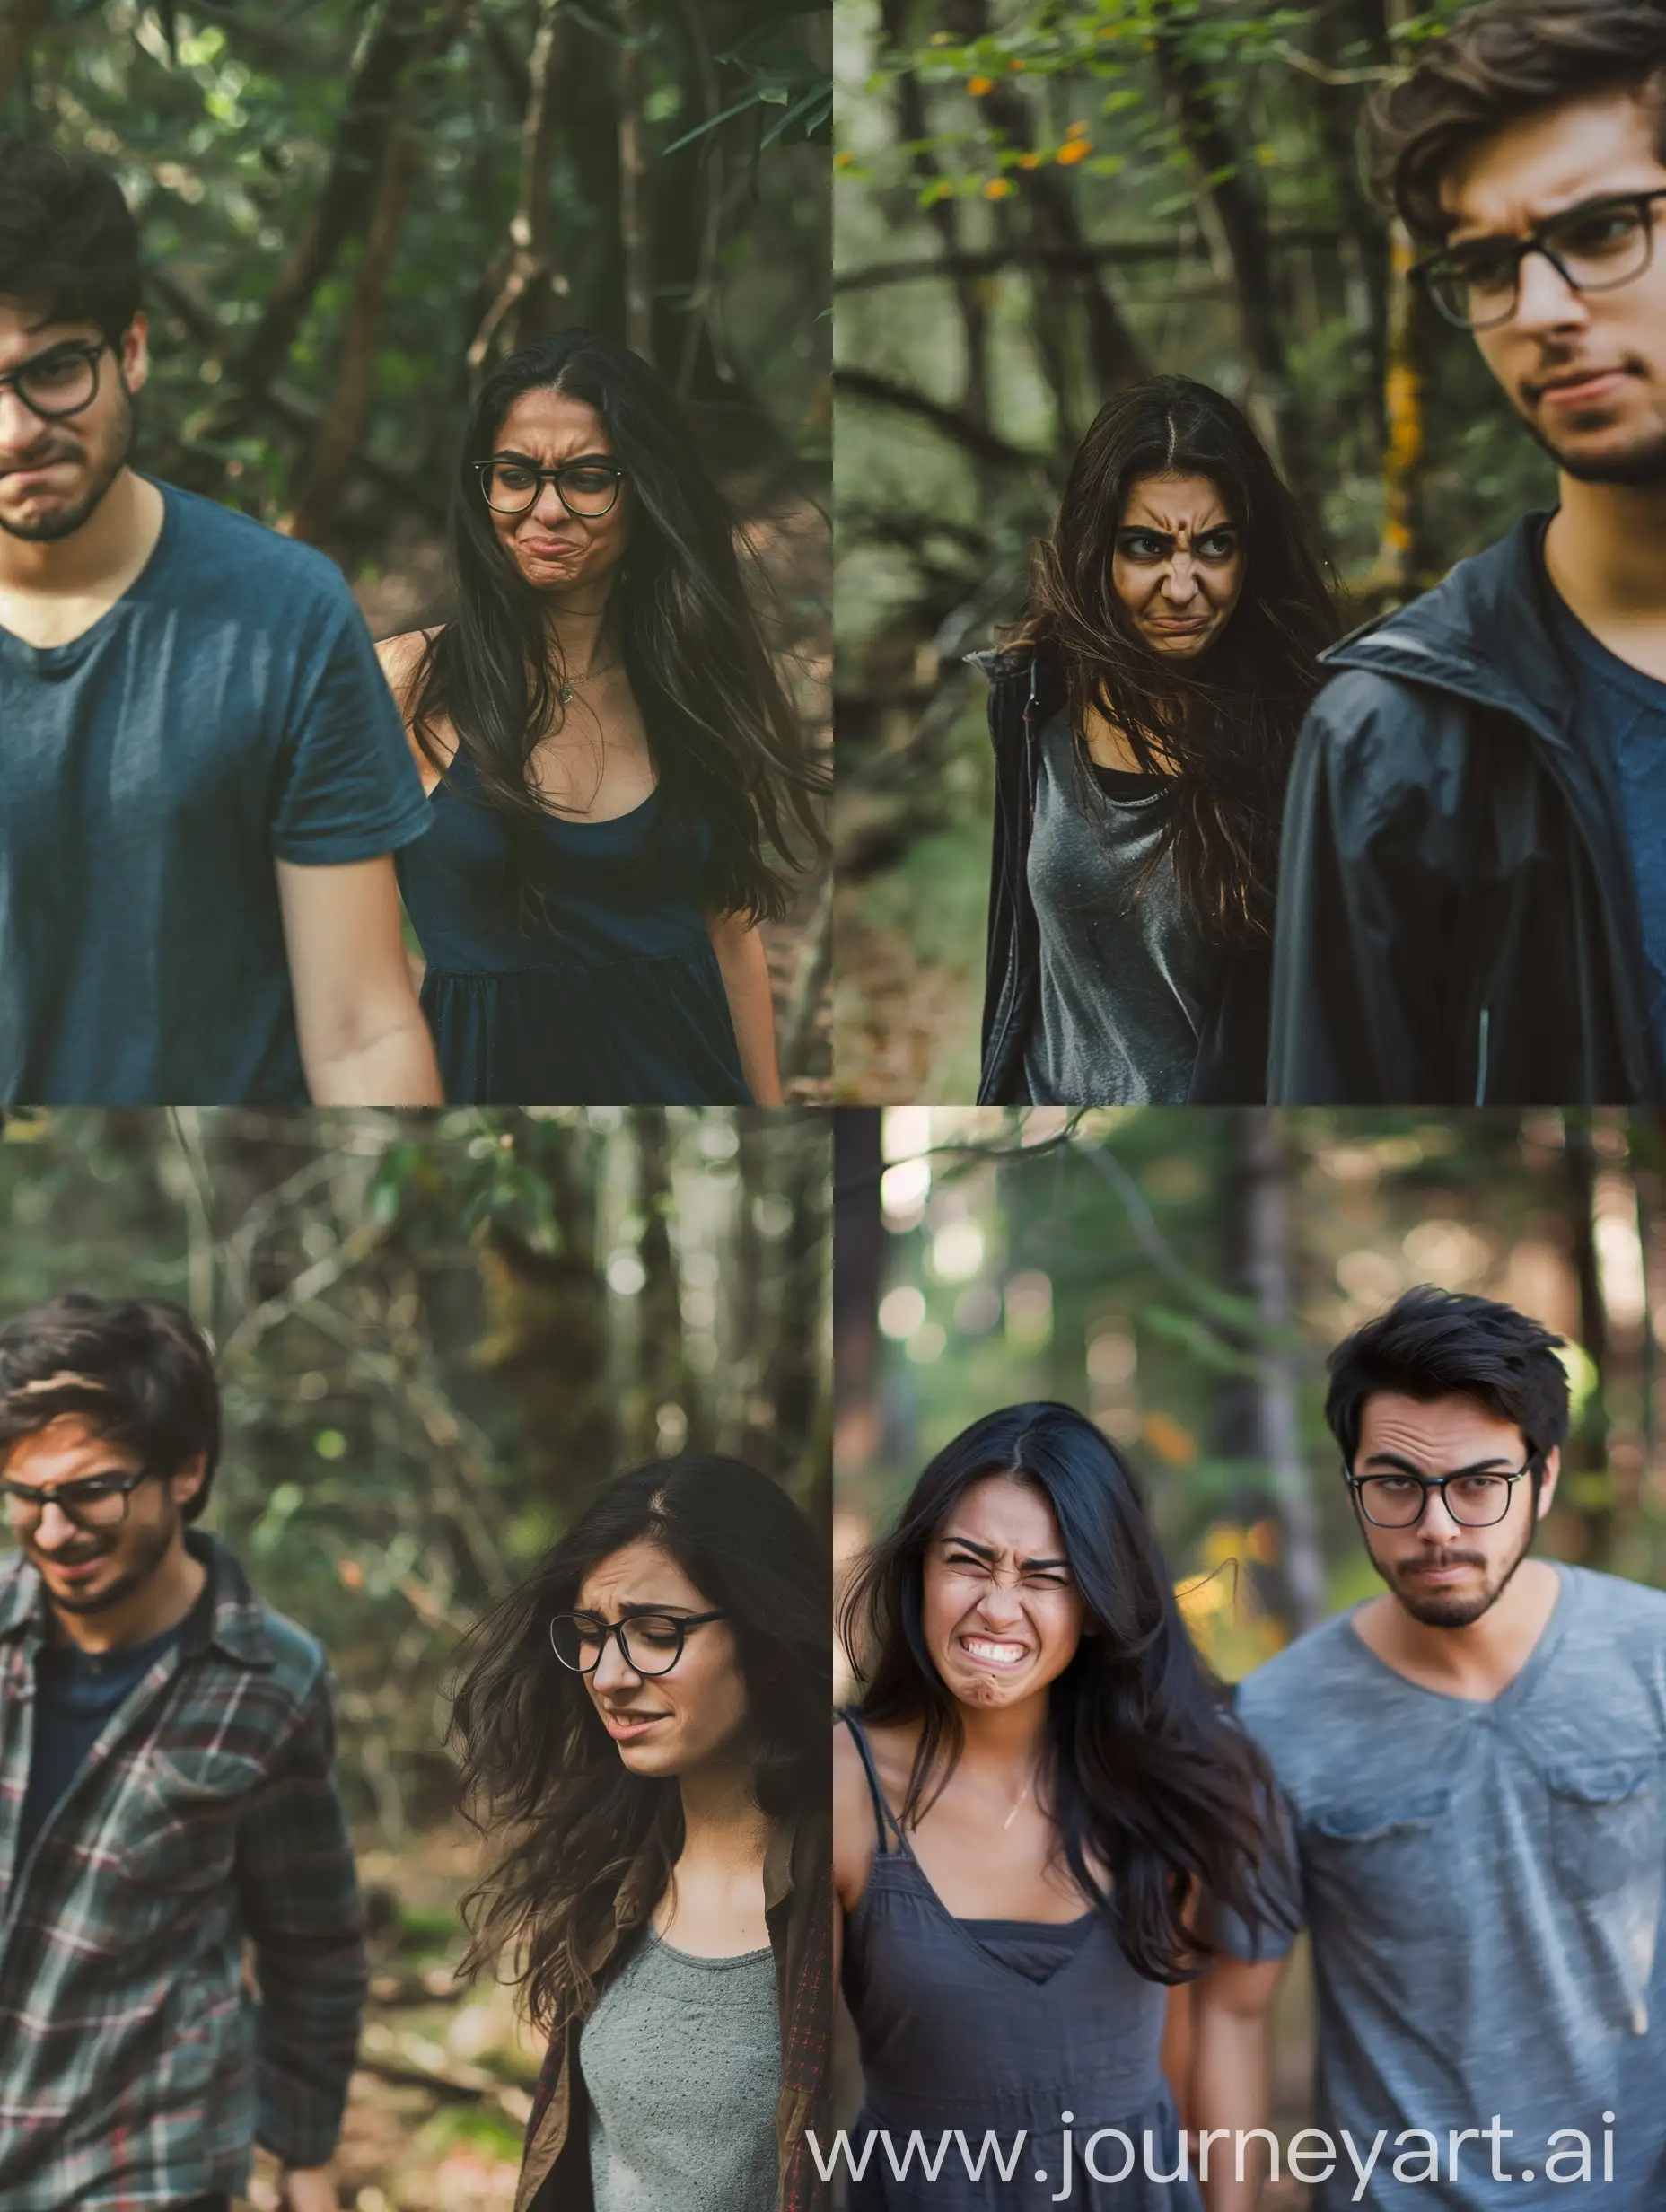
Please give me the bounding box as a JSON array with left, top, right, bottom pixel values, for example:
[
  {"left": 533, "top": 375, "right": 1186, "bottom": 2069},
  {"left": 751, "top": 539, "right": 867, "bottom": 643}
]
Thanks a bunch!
[
  {"left": 1192, "top": 1286, "right": 1666, "bottom": 2210},
  {"left": 0, "top": 1291, "right": 367, "bottom": 2210},
  {"left": 1269, "top": 0, "right": 1666, "bottom": 1104},
  {"left": 0, "top": 139, "right": 443, "bottom": 1103}
]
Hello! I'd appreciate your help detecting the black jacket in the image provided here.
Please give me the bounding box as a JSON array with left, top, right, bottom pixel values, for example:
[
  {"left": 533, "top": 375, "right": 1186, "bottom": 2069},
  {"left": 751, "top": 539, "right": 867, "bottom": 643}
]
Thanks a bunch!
[
  {"left": 975, "top": 641, "right": 1274, "bottom": 1106},
  {"left": 1267, "top": 513, "right": 1662, "bottom": 1105}
]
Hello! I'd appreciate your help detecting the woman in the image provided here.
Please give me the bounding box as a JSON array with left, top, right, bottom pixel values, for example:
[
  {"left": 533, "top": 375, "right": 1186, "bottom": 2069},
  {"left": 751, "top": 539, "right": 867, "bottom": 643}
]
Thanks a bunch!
[
  {"left": 835, "top": 1403, "right": 1278, "bottom": 2209},
  {"left": 978, "top": 376, "right": 1337, "bottom": 1107},
  {"left": 379, "top": 332, "right": 826, "bottom": 1105},
  {"left": 452, "top": 1454, "right": 830, "bottom": 2212}
]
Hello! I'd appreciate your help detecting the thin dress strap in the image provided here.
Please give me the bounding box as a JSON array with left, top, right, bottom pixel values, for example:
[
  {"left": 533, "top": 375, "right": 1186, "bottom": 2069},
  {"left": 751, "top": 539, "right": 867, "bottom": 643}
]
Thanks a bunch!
[{"left": 839, "top": 1708, "right": 905, "bottom": 1856}]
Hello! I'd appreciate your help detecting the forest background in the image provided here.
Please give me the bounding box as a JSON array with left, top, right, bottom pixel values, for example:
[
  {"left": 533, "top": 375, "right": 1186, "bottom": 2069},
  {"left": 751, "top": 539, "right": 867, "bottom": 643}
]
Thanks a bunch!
[
  {"left": 0, "top": 0, "right": 834, "bottom": 1092},
  {"left": 834, "top": 1103, "right": 1666, "bottom": 2183},
  {"left": 0, "top": 1103, "right": 829, "bottom": 2208},
  {"left": 833, "top": 0, "right": 1545, "bottom": 1100}
]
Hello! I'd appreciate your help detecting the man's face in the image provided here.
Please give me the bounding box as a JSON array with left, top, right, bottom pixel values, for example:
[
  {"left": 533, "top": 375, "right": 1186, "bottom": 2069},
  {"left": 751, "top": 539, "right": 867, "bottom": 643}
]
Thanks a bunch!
[
  {"left": 1445, "top": 92, "right": 1666, "bottom": 485},
  {"left": 4, "top": 1413, "right": 201, "bottom": 1617},
  {"left": 1349, "top": 1391, "right": 1557, "bottom": 1629},
  {"left": 0, "top": 300, "right": 146, "bottom": 543}
]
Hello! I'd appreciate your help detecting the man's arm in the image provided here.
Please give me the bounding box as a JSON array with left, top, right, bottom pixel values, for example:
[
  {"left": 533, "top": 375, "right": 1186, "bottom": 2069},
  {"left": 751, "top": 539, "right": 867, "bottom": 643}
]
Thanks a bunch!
[
  {"left": 1267, "top": 672, "right": 1461, "bottom": 1105},
  {"left": 237, "top": 1665, "right": 371, "bottom": 2201},
  {"left": 706, "top": 908, "right": 784, "bottom": 1104},
  {"left": 1191, "top": 1954, "right": 1286, "bottom": 2212},
  {"left": 276, "top": 856, "right": 443, "bottom": 1104}
]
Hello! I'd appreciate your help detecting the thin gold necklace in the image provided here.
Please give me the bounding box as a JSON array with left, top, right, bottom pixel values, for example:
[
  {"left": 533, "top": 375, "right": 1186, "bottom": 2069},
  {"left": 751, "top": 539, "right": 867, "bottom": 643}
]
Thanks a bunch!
[{"left": 557, "top": 659, "right": 621, "bottom": 707}]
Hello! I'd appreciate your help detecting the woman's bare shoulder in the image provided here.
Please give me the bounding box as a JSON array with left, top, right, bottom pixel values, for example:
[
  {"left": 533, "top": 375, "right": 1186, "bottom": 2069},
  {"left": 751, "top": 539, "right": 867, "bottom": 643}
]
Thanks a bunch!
[{"left": 374, "top": 626, "right": 442, "bottom": 710}]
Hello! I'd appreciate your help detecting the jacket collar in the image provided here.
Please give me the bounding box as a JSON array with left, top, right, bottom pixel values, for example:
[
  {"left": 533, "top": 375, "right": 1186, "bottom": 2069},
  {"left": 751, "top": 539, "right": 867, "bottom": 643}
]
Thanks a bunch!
[
  {"left": 0, "top": 1528, "right": 271, "bottom": 1667},
  {"left": 1326, "top": 512, "right": 1574, "bottom": 744}
]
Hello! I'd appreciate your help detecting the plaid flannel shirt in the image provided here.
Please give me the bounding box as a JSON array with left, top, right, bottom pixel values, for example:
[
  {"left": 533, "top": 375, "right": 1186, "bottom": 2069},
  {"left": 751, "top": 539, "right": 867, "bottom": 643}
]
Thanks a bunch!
[
  {"left": 515, "top": 1802, "right": 833, "bottom": 2212},
  {"left": 0, "top": 1530, "right": 369, "bottom": 2209}
]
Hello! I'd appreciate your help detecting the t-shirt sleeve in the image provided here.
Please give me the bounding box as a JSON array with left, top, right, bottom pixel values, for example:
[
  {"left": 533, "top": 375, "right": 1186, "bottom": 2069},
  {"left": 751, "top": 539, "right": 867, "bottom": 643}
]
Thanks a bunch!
[
  {"left": 269, "top": 587, "right": 431, "bottom": 865},
  {"left": 1208, "top": 1688, "right": 1304, "bottom": 1962},
  {"left": 1210, "top": 1779, "right": 1303, "bottom": 1962}
]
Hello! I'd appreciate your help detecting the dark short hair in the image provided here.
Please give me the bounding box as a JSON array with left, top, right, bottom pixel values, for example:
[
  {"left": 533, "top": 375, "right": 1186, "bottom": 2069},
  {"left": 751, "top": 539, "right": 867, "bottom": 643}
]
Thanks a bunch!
[
  {"left": 1326, "top": 1286, "right": 1570, "bottom": 1469},
  {"left": 1372, "top": 1, "right": 1666, "bottom": 243},
  {"left": 0, "top": 137, "right": 141, "bottom": 346},
  {"left": 0, "top": 1291, "right": 221, "bottom": 1521}
]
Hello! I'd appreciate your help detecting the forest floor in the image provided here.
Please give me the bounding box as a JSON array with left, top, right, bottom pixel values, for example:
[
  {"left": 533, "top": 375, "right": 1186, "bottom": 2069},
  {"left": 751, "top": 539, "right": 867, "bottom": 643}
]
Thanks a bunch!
[
  {"left": 350, "top": 484, "right": 832, "bottom": 1103},
  {"left": 248, "top": 1825, "right": 534, "bottom": 2212}
]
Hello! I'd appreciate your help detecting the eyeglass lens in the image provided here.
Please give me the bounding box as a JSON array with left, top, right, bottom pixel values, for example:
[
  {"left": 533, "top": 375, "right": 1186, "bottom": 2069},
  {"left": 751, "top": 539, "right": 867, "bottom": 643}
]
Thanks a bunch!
[
  {"left": 551, "top": 1611, "right": 689, "bottom": 1673},
  {"left": 1430, "top": 200, "right": 1654, "bottom": 327},
  {"left": 1355, "top": 1474, "right": 1513, "bottom": 1528},
  {"left": 480, "top": 461, "right": 620, "bottom": 517}
]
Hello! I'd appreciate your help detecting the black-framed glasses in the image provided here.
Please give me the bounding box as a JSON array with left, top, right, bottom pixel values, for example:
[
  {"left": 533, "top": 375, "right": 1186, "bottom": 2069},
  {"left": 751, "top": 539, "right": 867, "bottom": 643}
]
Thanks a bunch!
[
  {"left": 548, "top": 1607, "right": 725, "bottom": 1676},
  {"left": 1345, "top": 1458, "right": 1539, "bottom": 1529},
  {"left": 475, "top": 456, "right": 626, "bottom": 518},
  {"left": 0, "top": 338, "right": 105, "bottom": 420},
  {"left": 1417, "top": 190, "right": 1666, "bottom": 330},
  {"left": 2, "top": 1465, "right": 161, "bottom": 1531}
]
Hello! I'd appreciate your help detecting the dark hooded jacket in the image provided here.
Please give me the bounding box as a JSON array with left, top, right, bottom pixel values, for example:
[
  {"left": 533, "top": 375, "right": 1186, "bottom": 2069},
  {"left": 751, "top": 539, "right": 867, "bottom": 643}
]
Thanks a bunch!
[
  {"left": 1267, "top": 512, "right": 1662, "bottom": 1105},
  {"left": 975, "top": 641, "right": 1274, "bottom": 1106}
]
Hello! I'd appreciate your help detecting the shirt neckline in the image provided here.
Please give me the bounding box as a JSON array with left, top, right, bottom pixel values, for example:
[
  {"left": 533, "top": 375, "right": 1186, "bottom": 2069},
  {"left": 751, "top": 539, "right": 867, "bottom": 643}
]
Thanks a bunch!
[
  {"left": 0, "top": 474, "right": 178, "bottom": 667},
  {"left": 1340, "top": 1558, "right": 1570, "bottom": 1714}
]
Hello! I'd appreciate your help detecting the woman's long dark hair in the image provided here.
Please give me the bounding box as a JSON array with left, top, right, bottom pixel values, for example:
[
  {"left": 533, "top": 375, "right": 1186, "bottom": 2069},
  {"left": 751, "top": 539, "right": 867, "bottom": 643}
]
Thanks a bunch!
[
  {"left": 452, "top": 1454, "right": 829, "bottom": 2032},
  {"left": 839, "top": 1403, "right": 1277, "bottom": 1984},
  {"left": 1022, "top": 375, "right": 1337, "bottom": 946},
  {"left": 406, "top": 330, "right": 828, "bottom": 922}
]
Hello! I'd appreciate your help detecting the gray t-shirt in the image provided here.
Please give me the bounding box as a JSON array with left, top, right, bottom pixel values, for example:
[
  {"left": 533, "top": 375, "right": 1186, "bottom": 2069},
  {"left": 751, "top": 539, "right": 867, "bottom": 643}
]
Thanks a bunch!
[
  {"left": 0, "top": 478, "right": 431, "bottom": 1103},
  {"left": 1021, "top": 710, "right": 1209, "bottom": 1105},
  {"left": 581, "top": 1929, "right": 779, "bottom": 2212},
  {"left": 1225, "top": 1565, "right": 1666, "bottom": 2209}
]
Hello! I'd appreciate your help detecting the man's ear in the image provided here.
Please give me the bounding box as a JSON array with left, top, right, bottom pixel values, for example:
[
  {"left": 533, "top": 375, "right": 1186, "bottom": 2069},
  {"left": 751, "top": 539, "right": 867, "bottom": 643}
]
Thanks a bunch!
[
  {"left": 118, "top": 311, "right": 150, "bottom": 397},
  {"left": 1534, "top": 1444, "right": 1561, "bottom": 1520},
  {"left": 168, "top": 1449, "right": 208, "bottom": 1512}
]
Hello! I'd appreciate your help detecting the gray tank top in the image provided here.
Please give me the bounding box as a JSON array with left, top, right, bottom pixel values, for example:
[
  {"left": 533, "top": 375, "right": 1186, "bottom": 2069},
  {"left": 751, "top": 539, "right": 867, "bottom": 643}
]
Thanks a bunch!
[
  {"left": 839, "top": 1712, "right": 1201, "bottom": 2210},
  {"left": 1022, "top": 709, "right": 1211, "bottom": 1106},
  {"left": 581, "top": 1927, "right": 779, "bottom": 2212}
]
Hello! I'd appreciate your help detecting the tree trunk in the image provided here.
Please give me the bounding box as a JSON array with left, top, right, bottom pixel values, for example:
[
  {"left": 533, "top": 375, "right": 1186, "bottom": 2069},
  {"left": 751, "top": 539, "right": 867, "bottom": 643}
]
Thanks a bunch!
[
  {"left": 1364, "top": 217, "right": 1428, "bottom": 604},
  {"left": 879, "top": 0, "right": 988, "bottom": 425},
  {"left": 833, "top": 1108, "right": 884, "bottom": 1495},
  {"left": 209, "top": 0, "right": 447, "bottom": 442},
  {"left": 0, "top": 0, "right": 53, "bottom": 112},
  {"left": 1220, "top": 1111, "right": 1327, "bottom": 1637},
  {"left": 616, "top": 0, "right": 654, "bottom": 361},
  {"left": 635, "top": 1108, "right": 703, "bottom": 1460},
  {"left": 1151, "top": 4, "right": 1316, "bottom": 518},
  {"left": 285, "top": 80, "right": 426, "bottom": 543},
  {"left": 468, "top": 0, "right": 571, "bottom": 380}
]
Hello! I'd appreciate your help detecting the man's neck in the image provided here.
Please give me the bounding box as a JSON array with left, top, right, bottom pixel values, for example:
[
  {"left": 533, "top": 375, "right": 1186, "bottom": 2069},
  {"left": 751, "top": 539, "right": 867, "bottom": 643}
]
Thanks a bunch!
[
  {"left": 1352, "top": 1555, "right": 1562, "bottom": 1702},
  {"left": 0, "top": 467, "right": 168, "bottom": 650},
  {"left": 1544, "top": 475, "right": 1666, "bottom": 679},
  {"left": 47, "top": 1531, "right": 207, "bottom": 1656}
]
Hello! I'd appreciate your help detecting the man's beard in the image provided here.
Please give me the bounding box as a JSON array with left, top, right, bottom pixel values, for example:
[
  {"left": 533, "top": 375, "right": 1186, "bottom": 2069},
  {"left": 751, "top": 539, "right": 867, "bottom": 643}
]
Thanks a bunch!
[
  {"left": 31, "top": 1501, "right": 179, "bottom": 1616},
  {"left": 1370, "top": 1513, "right": 1537, "bottom": 1629},
  {"left": 0, "top": 390, "right": 133, "bottom": 543},
  {"left": 1517, "top": 388, "right": 1666, "bottom": 486}
]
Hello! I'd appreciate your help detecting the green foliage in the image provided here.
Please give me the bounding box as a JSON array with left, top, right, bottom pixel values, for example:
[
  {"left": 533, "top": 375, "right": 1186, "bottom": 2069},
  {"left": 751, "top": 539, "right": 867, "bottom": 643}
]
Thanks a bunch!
[
  {"left": 0, "top": 1107, "right": 830, "bottom": 1835},
  {"left": 11, "top": 0, "right": 830, "bottom": 561}
]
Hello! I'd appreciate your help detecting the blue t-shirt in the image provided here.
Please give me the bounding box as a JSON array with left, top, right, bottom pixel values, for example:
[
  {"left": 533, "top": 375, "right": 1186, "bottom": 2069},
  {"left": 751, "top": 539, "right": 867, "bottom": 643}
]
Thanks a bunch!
[
  {"left": 1549, "top": 589, "right": 1666, "bottom": 1073},
  {"left": 1222, "top": 1565, "right": 1666, "bottom": 2211},
  {"left": 16, "top": 1619, "right": 183, "bottom": 1868},
  {"left": 0, "top": 479, "right": 431, "bottom": 1104}
]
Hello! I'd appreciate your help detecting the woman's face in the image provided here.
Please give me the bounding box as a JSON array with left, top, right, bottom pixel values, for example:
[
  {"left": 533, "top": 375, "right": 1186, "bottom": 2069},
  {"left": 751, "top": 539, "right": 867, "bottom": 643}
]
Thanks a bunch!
[
  {"left": 1110, "top": 470, "right": 1245, "bottom": 660},
  {"left": 482, "top": 387, "right": 633, "bottom": 599},
  {"left": 575, "top": 1539, "right": 748, "bottom": 1779},
  {"left": 920, "top": 1476, "right": 1087, "bottom": 1711}
]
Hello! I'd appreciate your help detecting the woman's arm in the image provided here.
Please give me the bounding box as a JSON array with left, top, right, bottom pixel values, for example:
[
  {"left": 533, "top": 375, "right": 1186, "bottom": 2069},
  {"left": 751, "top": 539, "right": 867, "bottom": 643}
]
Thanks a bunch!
[{"left": 706, "top": 909, "right": 784, "bottom": 1104}]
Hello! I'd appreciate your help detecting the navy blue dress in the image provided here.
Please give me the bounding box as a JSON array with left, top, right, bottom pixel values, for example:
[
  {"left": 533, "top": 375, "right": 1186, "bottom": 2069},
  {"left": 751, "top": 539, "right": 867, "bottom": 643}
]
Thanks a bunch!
[
  {"left": 396, "top": 749, "right": 750, "bottom": 1104},
  {"left": 840, "top": 1714, "right": 1201, "bottom": 2211}
]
